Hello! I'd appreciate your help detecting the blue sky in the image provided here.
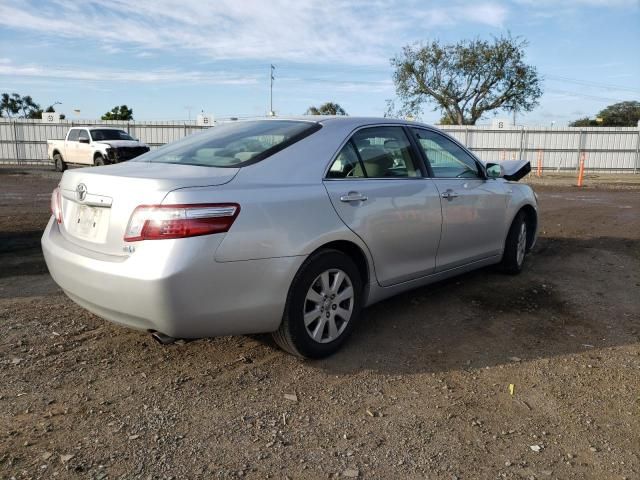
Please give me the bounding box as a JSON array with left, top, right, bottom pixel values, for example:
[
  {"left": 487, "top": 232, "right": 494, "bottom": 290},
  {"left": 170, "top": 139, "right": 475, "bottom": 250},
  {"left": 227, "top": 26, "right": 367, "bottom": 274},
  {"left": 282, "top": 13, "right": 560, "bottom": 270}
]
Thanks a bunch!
[{"left": 0, "top": 0, "right": 638, "bottom": 125}]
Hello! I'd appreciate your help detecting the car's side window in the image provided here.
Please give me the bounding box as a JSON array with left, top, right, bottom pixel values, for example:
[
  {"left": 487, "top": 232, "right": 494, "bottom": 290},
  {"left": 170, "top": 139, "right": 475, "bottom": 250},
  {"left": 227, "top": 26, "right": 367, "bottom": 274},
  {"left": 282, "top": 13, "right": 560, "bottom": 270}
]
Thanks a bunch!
[
  {"left": 67, "top": 129, "right": 80, "bottom": 142},
  {"left": 78, "top": 129, "right": 90, "bottom": 143},
  {"left": 327, "top": 141, "right": 366, "bottom": 179},
  {"left": 412, "top": 128, "right": 480, "bottom": 179},
  {"left": 351, "top": 126, "right": 421, "bottom": 178}
]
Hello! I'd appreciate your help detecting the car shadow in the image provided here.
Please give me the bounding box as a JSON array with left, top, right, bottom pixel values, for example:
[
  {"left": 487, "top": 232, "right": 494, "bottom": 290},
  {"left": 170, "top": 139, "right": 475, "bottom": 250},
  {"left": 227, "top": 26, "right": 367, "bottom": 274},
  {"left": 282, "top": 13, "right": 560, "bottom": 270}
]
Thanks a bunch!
[
  {"left": 309, "top": 236, "right": 640, "bottom": 375},
  {"left": 3, "top": 230, "right": 639, "bottom": 375},
  {"left": 0, "top": 230, "right": 48, "bottom": 279}
]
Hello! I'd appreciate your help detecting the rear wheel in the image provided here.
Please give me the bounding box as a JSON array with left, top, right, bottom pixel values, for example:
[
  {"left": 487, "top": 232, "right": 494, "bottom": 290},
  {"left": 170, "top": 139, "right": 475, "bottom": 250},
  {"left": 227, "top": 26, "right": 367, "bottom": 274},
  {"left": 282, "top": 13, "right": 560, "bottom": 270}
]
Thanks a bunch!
[
  {"left": 273, "top": 249, "right": 363, "bottom": 358},
  {"left": 500, "top": 211, "right": 528, "bottom": 275},
  {"left": 53, "top": 153, "right": 67, "bottom": 172},
  {"left": 94, "top": 155, "right": 105, "bottom": 166}
]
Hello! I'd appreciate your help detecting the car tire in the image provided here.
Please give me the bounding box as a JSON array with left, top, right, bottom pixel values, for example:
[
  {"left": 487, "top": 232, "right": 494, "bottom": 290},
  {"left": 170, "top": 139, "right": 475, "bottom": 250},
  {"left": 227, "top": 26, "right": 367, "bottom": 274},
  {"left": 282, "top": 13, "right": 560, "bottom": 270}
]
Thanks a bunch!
[
  {"left": 53, "top": 153, "right": 67, "bottom": 172},
  {"left": 94, "top": 155, "right": 105, "bottom": 166},
  {"left": 273, "top": 249, "right": 363, "bottom": 359},
  {"left": 500, "top": 211, "right": 528, "bottom": 275}
]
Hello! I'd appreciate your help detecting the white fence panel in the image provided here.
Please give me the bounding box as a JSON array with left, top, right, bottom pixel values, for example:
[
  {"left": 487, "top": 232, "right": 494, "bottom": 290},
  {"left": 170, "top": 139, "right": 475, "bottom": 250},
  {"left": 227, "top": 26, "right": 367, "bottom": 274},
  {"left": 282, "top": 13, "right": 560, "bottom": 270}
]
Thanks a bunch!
[{"left": 0, "top": 119, "right": 638, "bottom": 172}]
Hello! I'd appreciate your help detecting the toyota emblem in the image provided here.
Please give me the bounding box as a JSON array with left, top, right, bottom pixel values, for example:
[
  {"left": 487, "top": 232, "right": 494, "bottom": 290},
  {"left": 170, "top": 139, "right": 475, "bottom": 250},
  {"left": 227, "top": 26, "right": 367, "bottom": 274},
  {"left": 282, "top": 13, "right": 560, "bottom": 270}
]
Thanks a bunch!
[{"left": 76, "top": 183, "right": 87, "bottom": 201}]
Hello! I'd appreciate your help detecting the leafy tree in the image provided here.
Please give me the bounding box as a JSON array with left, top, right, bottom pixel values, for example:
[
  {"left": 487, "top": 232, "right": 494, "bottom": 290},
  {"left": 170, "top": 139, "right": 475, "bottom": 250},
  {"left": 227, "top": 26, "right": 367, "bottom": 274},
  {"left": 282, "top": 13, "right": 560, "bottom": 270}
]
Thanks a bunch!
[
  {"left": 20, "top": 95, "right": 42, "bottom": 118},
  {"left": 599, "top": 101, "right": 640, "bottom": 126},
  {"left": 1, "top": 93, "right": 18, "bottom": 117},
  {"left": 571, "top": 101, "right": 640, "bottom": 127},
  {"left": 390, "top": 35, "right": 542, "bottom": 125},
  {"left": 437, "top": 114, "right": 457, "bottom": 125},
  {"left": 102, "top": 105, "right": 134, "bottom": 121},
  {"left": 305, "top": 102, "right": 347, "bottom": 116},
  {"left": 569, "top": 117, "right": 598, "bottom": 127},
  {"left": 0, "top": 92, "right": 42, "bottom": 118}
]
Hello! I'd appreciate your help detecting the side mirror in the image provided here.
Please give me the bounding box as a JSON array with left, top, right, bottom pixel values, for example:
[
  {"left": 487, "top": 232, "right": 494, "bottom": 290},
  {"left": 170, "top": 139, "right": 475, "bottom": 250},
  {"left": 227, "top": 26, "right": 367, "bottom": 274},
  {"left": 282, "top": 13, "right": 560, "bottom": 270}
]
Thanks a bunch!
[
  {"left": 486, "top": 163, "right": 504, "bottom": 179},
  {"left": 79, "top": 137, "right": 90, "bottom": 144}
]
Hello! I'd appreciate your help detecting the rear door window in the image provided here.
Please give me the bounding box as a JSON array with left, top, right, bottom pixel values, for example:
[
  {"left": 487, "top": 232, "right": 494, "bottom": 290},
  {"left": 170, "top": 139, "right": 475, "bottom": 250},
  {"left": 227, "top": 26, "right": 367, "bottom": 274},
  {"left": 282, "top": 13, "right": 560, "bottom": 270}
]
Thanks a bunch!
[
  {"left": 327, "top": 126, "right": 421, "bottom": 179},
  {"left": 327, "top": 142, "right": 366, "bottom": 178},
  {"left": 67, "top": 129, "right": 80, "bottom": 142},
  {"left": 352, "top": 127, "right": 421, "bottom": 178}
]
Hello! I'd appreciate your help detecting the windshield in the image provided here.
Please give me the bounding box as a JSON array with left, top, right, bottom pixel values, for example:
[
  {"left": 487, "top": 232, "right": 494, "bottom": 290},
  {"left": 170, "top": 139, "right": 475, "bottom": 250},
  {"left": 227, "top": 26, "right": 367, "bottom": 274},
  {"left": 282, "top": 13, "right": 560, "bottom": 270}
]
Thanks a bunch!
[
  {"left": 90, "top": 129, "right": 134, "bottom": 141},
  {"left": 134, "top": 120, "right": 321, "bottom": 168}
]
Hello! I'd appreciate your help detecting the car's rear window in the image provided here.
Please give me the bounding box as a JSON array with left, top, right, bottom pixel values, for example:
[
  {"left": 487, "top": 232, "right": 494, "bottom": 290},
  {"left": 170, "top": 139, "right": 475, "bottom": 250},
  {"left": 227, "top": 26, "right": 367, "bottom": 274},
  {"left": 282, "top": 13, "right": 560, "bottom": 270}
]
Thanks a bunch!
[{"left": 135, "top": 120, "right": 321, "bottom": 168}]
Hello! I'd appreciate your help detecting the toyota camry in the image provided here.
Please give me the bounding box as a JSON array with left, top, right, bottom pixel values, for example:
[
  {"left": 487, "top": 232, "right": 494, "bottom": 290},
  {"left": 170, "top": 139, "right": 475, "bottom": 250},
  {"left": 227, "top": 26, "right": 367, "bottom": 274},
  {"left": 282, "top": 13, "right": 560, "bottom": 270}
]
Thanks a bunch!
[{"left": 42, "top": 117, "right": 537, "bottom": 358}]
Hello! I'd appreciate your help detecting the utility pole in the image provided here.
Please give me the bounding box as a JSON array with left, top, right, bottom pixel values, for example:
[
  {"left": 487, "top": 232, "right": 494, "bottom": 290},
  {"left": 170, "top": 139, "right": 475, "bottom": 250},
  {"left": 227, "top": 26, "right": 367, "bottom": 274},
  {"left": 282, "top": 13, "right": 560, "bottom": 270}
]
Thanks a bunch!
[
  {"left": 269, "top": 64, "right": 276, "bottom": 116},
  {"left": 184, "top": 106, "right": 193, "bottom": 122}
]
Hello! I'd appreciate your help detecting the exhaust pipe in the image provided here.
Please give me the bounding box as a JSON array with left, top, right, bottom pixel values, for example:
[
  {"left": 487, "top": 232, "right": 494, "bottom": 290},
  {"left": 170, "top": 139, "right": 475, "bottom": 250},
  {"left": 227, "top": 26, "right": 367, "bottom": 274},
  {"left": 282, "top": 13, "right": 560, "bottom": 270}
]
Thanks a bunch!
[{"left": 150, "top": 331, "right": 177, "bottom": 345}]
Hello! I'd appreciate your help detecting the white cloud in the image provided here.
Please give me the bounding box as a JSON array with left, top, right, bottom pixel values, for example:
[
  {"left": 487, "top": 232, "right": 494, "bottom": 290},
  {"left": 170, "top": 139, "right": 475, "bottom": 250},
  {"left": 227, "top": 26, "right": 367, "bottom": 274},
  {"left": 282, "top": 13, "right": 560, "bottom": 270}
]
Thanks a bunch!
[
  {"left": 516, "top": 0, "right": 636, "bottom": 6},
  {"left": 410, "top": 2, "right": 507, "bottom": 28},
  {"left": 0, "top": 59, "right": 395, "bottom": 96},
  {"left": 0, "top": 60, "right": 260, "bottom": 85},
  {"left": 101, "top": 44, "right": 124, "bottom": 55},
  {"left": 0, "top": 0, "right": 512, "bottom": 65},
  {"left": 458, "top": 3, "right": 508, "bottom": 26}
]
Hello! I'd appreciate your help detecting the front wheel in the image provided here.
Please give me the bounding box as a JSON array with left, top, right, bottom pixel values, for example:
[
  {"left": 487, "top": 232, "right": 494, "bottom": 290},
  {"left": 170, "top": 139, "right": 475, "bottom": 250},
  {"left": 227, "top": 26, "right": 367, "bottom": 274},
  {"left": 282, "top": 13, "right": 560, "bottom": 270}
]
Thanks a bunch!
[
  {"left": 272, "top": 250, "right": 363, "bottom": 358},
  {"left": 94, "top": 155, "right": 105, "bottom": 166},
  {"left": 500, "top": 212, "right": 528, "bottom": 275}
]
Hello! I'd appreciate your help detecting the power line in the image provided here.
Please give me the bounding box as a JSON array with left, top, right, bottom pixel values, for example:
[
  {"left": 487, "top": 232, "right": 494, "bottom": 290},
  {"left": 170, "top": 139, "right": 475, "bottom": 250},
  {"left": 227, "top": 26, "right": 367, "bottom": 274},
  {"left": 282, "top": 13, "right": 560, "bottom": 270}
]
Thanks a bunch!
[
  {"left": 544, "top": 74, "right": 640, "bottom": 95},
  {"left": 546, "top": 88, "right": 630, "bottom": 103}
]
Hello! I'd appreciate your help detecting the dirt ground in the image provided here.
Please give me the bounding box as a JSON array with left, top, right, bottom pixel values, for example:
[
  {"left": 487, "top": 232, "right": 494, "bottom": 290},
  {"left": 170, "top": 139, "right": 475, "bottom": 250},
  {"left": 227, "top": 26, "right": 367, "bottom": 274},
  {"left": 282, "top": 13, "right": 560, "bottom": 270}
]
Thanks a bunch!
[{"left": 1, "top": 167, "right": 639, "bottom": 480}]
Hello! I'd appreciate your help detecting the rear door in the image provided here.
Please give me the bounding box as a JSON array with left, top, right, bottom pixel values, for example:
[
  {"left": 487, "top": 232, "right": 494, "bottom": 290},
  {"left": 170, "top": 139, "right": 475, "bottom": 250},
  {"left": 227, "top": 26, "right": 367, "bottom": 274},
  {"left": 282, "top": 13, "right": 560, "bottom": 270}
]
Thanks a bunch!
[
  {"left": 323, "top": 125, "right": 442, "bottom": 287},
  {"left": 411, "top": 128, "right": 508, "bottom": 272}
]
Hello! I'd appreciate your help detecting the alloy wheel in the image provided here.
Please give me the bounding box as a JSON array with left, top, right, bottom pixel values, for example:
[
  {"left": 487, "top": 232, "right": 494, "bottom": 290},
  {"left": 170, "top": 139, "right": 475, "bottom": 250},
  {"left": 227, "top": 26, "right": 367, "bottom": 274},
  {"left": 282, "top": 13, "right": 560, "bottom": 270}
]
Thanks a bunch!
[{"left": 303, "top": 269, "right": 354, "bottom": 343}]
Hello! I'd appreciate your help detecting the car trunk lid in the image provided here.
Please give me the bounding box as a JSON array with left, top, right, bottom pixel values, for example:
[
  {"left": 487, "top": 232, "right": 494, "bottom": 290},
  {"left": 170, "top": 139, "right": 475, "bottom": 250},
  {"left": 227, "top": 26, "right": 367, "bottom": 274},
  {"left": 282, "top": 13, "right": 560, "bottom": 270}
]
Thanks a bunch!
[{"left": 57, "top": 162, "right": 238, "bottom": 256}]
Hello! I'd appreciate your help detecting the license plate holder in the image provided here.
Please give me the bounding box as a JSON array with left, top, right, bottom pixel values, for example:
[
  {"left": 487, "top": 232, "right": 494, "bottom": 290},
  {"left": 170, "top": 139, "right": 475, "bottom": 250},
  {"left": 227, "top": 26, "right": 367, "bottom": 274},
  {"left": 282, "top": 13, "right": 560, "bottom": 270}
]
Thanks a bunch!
[{"left": 74, "top": 205, "right": 103, "bottom": 239}]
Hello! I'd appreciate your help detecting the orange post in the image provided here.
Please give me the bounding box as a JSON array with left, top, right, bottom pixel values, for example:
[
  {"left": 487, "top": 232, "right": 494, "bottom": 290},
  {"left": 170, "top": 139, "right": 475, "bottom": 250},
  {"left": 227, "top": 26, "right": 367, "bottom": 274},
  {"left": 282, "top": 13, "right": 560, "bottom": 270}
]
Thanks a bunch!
[
  {"left": 577, "top": 152, "right": 586, "bottom": 187},
  {"left": 500, "top": 150, "right": 506, "bottom": 161},
  {"left": 536, "top": 150, "right": 543, "bottom": 177}
]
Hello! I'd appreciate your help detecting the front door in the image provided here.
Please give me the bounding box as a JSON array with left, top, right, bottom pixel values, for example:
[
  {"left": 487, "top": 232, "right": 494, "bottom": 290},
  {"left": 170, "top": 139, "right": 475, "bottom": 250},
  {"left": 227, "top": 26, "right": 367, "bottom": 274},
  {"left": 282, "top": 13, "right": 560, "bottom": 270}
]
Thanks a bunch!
[
  {"left": 65, "top": 128, "right": 80, "bottom": 163},
  {"left": 411, "top": 128, "right": 508, "bottom": 272},
  {"left": 76, "top": 129, "right": 93, "bottom": 165},
  {"left": 323, "top": 126, "right": 442, "bottom": 287}
]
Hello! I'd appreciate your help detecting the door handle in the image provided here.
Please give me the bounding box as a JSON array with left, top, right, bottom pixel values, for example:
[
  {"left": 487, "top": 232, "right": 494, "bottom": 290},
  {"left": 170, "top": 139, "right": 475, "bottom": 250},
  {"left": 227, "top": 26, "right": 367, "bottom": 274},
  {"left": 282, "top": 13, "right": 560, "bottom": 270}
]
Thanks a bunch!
[
  {"left": 340, "top": 192, "right": 368, "bottom": 202},
  {"left": 441, "top": 189, "right": 459, "bottom": 200}
]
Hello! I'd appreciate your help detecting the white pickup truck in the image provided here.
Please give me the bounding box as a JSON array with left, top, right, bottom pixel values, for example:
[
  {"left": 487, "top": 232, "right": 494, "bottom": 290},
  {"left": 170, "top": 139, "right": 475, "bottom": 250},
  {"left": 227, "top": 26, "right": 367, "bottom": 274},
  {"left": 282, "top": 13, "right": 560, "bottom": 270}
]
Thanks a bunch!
[{"left": 48, "top": 127, "right": 150, "bottom": 171}]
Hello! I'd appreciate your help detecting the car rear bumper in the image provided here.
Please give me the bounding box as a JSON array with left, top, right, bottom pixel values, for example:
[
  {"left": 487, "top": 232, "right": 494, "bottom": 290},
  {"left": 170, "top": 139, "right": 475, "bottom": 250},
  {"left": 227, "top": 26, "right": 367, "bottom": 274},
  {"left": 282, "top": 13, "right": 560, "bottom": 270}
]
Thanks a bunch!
[{"left": 41, "top": 217, "right": 304, "bottom": 338}]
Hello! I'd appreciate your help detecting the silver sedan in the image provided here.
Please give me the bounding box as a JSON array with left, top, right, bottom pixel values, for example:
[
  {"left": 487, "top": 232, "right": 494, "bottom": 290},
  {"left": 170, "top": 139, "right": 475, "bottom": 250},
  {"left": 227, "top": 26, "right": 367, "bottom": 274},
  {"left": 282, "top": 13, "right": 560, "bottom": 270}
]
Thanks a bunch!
[{"left": 42, "top": 117, "right": 538, "bottom": 358}]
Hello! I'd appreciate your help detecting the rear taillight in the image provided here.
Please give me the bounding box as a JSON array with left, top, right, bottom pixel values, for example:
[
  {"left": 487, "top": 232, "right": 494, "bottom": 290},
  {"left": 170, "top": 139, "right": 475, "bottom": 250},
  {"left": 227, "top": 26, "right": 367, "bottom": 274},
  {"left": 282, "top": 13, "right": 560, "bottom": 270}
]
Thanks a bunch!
[
  {"left": 124, "top": 204, "right": 240, "bottom": 242},
  {"left": 51, "top": 186, "right": 62, "bottom": 224}
]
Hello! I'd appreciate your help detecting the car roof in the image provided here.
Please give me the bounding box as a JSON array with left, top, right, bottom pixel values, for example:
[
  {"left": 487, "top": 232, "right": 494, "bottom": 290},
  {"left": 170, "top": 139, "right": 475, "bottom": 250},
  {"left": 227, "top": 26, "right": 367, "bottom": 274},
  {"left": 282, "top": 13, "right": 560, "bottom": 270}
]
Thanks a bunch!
[
  {"left": 319, "top": 116, "right": 433, "bottom": 129},
  {"left": 70, "top": 126, "right": 125, "bottom": 130},
  {"left": 239, "top": 115, "right": 435, "bottom": 130}
]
